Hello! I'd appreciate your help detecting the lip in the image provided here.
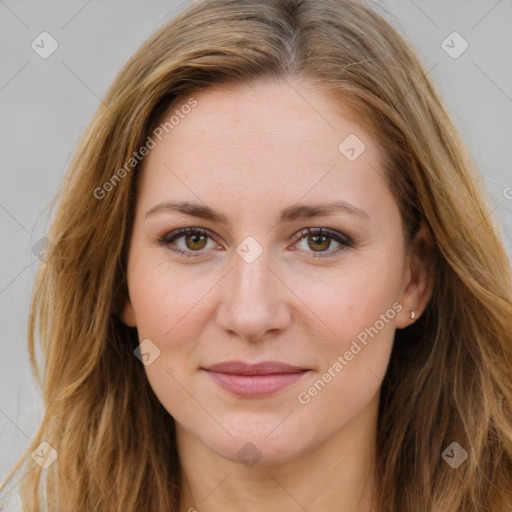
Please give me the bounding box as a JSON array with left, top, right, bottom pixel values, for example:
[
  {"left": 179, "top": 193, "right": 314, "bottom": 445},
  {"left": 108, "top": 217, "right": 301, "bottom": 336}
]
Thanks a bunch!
[{"left": 202, "top": 360, "right": 310, "bottom": 398}]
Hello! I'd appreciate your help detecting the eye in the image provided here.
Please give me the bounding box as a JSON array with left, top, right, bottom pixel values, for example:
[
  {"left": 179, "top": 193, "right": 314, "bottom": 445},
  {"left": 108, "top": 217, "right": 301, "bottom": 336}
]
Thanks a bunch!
[
  {"left": 293, "top": 226, "right": 352, "bottom": 258},
  {"left": 158, "top": 228, "right": 219, "bottom": 258}
]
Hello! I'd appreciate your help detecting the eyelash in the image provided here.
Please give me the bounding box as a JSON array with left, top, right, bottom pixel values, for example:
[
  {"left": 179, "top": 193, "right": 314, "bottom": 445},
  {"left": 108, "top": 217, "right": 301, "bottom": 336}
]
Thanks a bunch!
[{"left": 157, "top": 226, "right": 353, "bottom": 260}]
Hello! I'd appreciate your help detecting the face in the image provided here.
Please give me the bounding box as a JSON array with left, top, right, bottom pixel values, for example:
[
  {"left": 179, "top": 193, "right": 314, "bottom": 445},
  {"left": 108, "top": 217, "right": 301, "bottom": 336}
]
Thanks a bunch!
[{"left": 122, "top": 77, "right": 429, "bottom": 466}]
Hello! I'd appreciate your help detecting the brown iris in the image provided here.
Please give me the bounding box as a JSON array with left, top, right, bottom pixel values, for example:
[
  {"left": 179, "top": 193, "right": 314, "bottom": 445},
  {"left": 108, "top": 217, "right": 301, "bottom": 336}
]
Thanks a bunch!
[
  {"left": 308, "top": 234, "right": 331, "bottom": 252},
  {"left": 185, "top": 233, "right": 208, "bottom": 250}
]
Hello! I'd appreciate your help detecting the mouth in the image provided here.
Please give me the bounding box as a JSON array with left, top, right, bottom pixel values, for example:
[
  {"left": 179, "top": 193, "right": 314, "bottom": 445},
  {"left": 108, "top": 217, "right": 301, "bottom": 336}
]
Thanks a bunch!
[{"left": 201, "top": 360, "right": 311, "bottom": 398}]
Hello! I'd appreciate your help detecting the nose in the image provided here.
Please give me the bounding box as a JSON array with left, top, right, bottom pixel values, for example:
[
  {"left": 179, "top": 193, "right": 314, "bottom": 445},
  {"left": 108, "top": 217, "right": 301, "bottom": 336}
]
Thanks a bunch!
[{"left": 215, "top": 250, "right": 292, "bottom": 342}]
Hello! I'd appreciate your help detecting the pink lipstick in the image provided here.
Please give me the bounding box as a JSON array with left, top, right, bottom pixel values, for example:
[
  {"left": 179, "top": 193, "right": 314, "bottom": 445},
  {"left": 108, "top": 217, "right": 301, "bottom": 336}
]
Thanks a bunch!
[{"left": 202, "top": 361, "right": 309, "bottom": 398}]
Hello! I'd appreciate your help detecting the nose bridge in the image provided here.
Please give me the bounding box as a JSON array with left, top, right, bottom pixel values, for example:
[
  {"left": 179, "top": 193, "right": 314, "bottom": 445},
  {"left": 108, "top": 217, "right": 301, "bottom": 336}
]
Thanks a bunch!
[
  {"left": 215, "top": 242, "right": 291, "bottom": 339},
  {"left": 231, "top": 244, "right": 279, "bottom": 312},
  {"left": 233, "top": 248, "right": 272, "bottom": 298},
  {"left": 231, "top": 234, "right": 276, "bottom": 298}
]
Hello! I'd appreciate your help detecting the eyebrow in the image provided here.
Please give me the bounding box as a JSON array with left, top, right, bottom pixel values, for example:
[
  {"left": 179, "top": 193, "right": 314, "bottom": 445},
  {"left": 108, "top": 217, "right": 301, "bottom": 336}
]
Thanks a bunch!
[{"left": 145, "top": 199, "right": 370, "bottom": 224}]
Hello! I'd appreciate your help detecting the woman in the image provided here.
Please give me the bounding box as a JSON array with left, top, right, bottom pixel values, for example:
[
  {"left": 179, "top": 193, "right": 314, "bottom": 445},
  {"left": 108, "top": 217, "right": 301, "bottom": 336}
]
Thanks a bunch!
[{"left": 2, "top": 0, "right": 511, "bottom": 510}]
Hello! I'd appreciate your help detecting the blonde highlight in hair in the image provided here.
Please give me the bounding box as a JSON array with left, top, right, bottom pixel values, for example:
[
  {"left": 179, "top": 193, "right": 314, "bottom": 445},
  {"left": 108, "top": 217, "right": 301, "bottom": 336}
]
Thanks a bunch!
[{"left": 2, "top": 0, "right": 511, "bottom": 510}]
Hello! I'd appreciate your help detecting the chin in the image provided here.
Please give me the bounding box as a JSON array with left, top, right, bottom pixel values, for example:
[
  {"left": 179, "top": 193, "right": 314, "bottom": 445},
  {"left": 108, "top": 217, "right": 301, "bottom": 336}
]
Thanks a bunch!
[
  {"left": 197, "top": 418, "right": 312, "bottom": 467},
  {"left": 211, "top": 438, "right": 304, "bottom": 468}
]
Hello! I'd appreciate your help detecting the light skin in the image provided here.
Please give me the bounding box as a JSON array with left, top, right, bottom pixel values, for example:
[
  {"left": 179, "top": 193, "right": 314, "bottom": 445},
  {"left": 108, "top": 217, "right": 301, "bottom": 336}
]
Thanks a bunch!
[{"left": 122, "top": 77, "right": 434, "bottom": 512}]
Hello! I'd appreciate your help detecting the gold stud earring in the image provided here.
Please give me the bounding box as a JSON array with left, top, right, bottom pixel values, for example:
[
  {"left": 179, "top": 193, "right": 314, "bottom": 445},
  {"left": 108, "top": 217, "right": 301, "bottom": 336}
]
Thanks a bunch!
[{"left": 410, "top": 310, "right": 415, "bottom": 319}]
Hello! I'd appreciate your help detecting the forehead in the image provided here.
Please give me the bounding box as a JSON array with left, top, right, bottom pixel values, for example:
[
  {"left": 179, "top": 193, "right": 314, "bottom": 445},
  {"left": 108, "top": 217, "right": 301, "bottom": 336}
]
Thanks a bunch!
[
  {"left": 137, "top": 77, "right": 391, "bottom": 223},
  {"left": 160, "top": 78, "right": 373, "bottom": 157}
]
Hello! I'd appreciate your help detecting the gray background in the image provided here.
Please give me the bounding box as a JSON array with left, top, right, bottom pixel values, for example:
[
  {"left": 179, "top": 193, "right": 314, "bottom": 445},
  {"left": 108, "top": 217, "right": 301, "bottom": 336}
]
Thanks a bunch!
[{"left": 1, "top": 0, "right": 511, "bottom": 507}]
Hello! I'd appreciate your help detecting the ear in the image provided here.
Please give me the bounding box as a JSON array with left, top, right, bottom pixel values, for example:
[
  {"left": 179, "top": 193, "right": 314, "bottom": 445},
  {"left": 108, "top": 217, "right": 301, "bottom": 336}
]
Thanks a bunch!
[
  {"left": 396, "top": 217, "right": 436, "bottom": 329},
  {"left": 121, "top": 298, "right": 137, "bottom": 327}
]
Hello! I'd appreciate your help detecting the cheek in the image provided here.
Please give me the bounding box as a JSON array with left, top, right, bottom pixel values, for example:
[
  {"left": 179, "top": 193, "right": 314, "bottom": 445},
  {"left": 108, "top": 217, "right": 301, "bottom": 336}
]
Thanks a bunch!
[
  {"left": 127, "top": 252, "right": 217, "bottom": 342},
  {"left": 289, "top": 258, "right": 402, "bottom": 411},
  {"left": 289, "top": 254, "right": 403, "bottom": 344},
  {"left": 126, "top": 255, "right": 211, "bottom": 393},
  {"left": 127, "top": 260, "right": 211, "bottom": 424}
]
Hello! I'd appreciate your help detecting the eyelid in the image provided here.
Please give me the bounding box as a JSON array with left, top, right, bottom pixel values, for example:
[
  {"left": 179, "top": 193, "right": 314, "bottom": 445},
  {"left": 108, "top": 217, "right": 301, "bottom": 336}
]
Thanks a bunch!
[
  {"left": 157, "top": 227, "right": 218, "bottom": 258},
  {"left": 294, "top": 226, "right": 352, "bottom": 244},
  {"left": 291, "top": 226, "right": 353, "bottom": 259},
  {"left": 159, "top": 227, "right": 214, "bottom": 245}
]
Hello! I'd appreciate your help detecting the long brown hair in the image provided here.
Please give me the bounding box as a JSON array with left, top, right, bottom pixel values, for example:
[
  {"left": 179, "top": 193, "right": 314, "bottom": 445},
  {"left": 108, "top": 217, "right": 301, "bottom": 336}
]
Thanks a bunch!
[{"left": 2, "top": 0, "right": 511, "bottom": 510}]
